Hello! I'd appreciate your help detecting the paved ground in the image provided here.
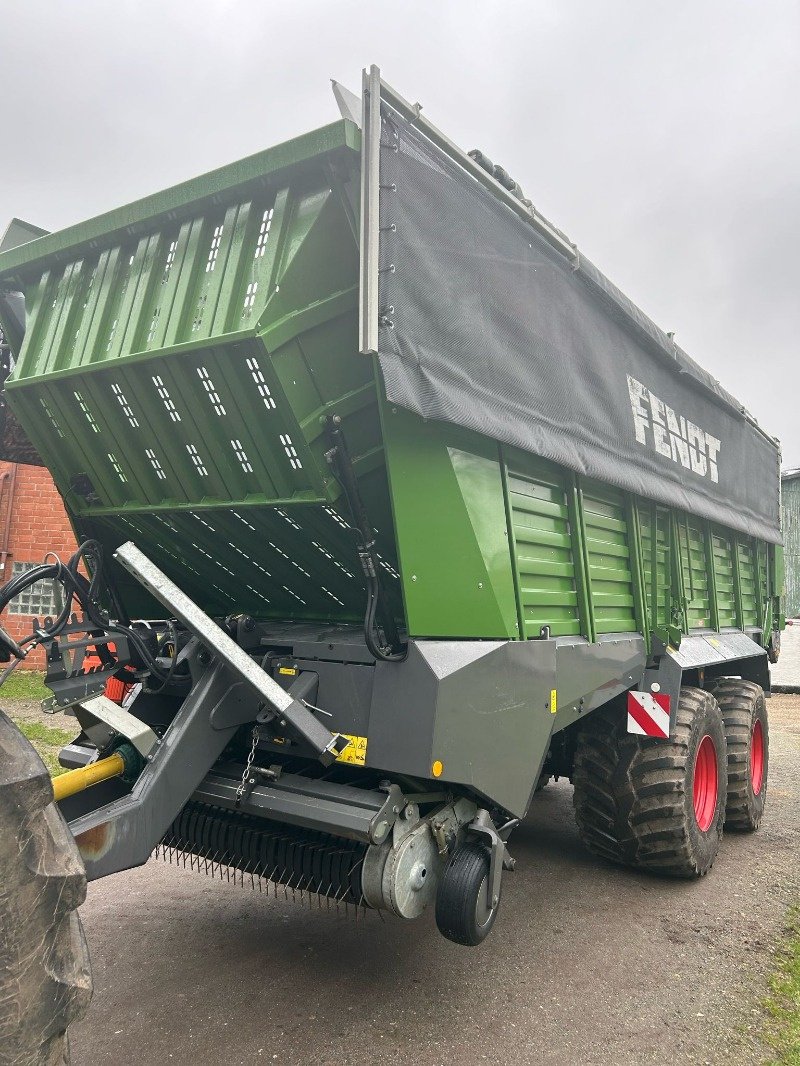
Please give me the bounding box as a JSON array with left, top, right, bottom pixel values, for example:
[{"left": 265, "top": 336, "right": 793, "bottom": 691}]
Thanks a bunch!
[{"left": 54, "top": 694, "right": 799, "bottom": 1066}]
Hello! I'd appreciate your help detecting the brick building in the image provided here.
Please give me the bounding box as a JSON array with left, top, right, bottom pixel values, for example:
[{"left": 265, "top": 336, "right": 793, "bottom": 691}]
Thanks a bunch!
[{"left": 0, "top": 462, "right": 77, "bottom": 668}]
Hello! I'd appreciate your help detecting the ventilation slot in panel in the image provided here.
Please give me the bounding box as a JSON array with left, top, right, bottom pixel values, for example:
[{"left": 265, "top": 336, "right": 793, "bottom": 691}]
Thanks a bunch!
[
  {"left": 255, "top": 208, "right": 274, "bottom": 258},
  {"left": 111, "top": 383, "right": 139, "bottom": 428},
  {"left": 197, "top": 366, "right": 226, "bottom": 416},
  {"left": 145, "top": 448, "right": 167, "bottom": 481},
  {"left": 186, "top": 443, "right": 209, "bottom": 477},
  {"left": 279, "top": 433, "right": 302, "bottom": 470},
  {"left": 152, "top": 375, "right": 181, "bottom": 422},
  {"left": 74, "top": 391, "right": 100, "bottom": 434},
  {"left": 230, "top": 439, "right": 253, "bottom": 474},
  {"left": 245, "top": 356, "right": 276, "bottom": 410}
]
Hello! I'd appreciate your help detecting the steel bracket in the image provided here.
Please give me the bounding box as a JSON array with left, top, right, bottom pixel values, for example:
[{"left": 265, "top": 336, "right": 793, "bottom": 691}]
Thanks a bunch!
[
  {"left": 113, "top": 541, "right": 346, "bottom": 764},
  {"left": 469, "top": 808, "right": 516, "bottom": 912},
  {"left": 76, "top": 693, "right": 159, "bottom": 758}
]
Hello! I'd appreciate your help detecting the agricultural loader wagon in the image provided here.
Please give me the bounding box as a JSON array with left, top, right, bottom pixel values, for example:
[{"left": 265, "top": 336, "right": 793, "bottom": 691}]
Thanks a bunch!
[{"left": 0, "top": 67, "right": 783, "bottom": 1062}]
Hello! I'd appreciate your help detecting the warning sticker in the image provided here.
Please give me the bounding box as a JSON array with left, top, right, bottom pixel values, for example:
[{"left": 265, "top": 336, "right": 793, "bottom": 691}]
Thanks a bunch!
[
  {"left": 336, "top": 734, "right": 368, "bottom": 766},
  {"left": 550, "top": 689, "right": 558, "bottom": 714}
]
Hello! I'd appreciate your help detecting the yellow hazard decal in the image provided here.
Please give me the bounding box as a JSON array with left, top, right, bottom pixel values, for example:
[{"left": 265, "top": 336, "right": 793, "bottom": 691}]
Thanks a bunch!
[
  {"left": 550, "top": 689, "right": 558, "bottom": 714},
  {"left": 278, "top": 666, "right": 297, "bottom": 676},
  {"left": 336, "top": 734, "right": 368, "bottom": 766}
]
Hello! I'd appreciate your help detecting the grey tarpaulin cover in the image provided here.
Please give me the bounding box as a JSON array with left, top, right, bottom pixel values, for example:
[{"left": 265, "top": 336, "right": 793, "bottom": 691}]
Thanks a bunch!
[{"left": 376, "top": 106, "right": 781, "bottom": 544}]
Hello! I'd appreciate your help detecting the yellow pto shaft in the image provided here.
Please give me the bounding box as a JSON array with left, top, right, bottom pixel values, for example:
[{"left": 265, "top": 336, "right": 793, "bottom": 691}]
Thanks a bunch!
[{"left": 53, "top": 751, "right": 126, "bottom": 803}]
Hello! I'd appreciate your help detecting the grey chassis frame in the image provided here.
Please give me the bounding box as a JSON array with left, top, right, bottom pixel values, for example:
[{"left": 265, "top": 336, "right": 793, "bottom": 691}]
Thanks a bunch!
[{"left": 62, "top": 542, "right": 770, "bottom": 899}]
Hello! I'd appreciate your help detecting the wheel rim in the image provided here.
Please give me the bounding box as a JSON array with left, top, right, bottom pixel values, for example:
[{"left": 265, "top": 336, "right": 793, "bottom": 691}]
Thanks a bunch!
[
  {"left": 751, "top": 719, "right": 765, "bottom": 796},
  {"left": 473, "top": 873, "right": 495, "bottom": 931},
  {"left": 693, "top": 735, "right": 718, "bottom": 831}
]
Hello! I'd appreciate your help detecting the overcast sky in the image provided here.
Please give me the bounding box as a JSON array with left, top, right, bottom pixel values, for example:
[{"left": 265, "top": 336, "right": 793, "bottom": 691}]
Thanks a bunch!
[{"left": 2, "top": 1, "right": 799, "bottom": 465}]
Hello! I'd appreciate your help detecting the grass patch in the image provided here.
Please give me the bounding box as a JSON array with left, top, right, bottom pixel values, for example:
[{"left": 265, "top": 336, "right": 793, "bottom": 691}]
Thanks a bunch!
[
  {"left": 763, "top": 906, "right": 800, "bottom": 1064},
  {"left": 12, "top": 718, "right": 72, "bottom": 778},
  {"left": 1, "top": 670, "right": 51, "bottom": 701}
]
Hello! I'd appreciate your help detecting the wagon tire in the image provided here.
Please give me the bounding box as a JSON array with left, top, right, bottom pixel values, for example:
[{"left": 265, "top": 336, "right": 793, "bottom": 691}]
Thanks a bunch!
[
  {"left": 710, "top": 679, "right": 768, "bottom": 831},
  {"left": 572, "top": 687, "right": 727, "bottom": 878},
  {"left": 435, "top": 843, "right": 499, "bottom": 946},
  {"left": 0, "top": 710, "right": 92, "bottom": 1065}
]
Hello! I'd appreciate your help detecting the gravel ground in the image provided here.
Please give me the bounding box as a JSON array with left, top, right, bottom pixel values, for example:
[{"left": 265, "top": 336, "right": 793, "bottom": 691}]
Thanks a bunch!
[{"left": 11, "top": 691, "right": 784, "bottom": 1066}]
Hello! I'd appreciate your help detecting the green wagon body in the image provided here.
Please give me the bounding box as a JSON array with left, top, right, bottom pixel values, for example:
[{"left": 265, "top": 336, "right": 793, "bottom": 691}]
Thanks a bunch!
[
  {"left": 0, "top": 75, "right": 784, "bottom": 938},
  {"left": 0, "top": 120, "right": 782, "bottom": 652}
]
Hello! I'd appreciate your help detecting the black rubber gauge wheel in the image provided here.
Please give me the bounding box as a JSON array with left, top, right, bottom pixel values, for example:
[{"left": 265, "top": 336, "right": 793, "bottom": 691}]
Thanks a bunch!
[
  {"left": 711, "top": 679, "right": 768, "bottom": 830},
  {"left": 435, "top": 842, "right": 499, "bottom": 946}
]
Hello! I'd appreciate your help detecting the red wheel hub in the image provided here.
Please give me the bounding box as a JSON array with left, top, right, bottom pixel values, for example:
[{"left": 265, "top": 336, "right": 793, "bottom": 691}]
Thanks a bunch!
[
  {"left": 751, "top": 719, "right": 765, "bottom": 796},
  {"left": 693, "top": 735, "right": 718, "bottom": 831}
]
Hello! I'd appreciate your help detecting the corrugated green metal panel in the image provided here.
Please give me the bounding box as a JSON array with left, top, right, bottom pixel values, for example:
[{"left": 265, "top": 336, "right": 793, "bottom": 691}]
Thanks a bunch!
[
  {"left": 86, "top": 485, "right": 401, "bottom": 623},
  {"left": 8, "top": 184, "right": 349, "bottom": 380},
  {"left": 711, "top": 527, "right": 737, "bottom": 627},
  {"left": 504, "top": 450, "right": 581, "bottom": 638},
  {"left": 638, "top": 504, "right": 671, "bottom": 631},
  {"left": 581, "top": 481, "right": 637, "bottom": 635},
  {"left": 0, "top": 122, "right": 359, "bottom": 283},
  {"left": 1, "top": 131, "right": 394, "bottom": 626},
  {"left": 13, "top": 337, "right": 323, "bottom": 510},
  {"left": 736, "top": 538, "right": 760, "bottom": 627},
  {"left": 678, "top": 517, "right": 712, "bottom": 629}
]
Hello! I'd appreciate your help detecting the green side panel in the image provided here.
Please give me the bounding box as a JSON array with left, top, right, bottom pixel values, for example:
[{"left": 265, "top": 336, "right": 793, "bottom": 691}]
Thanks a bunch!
[
  {"left": 711, "top": 526, "right": 737, "bottom": 628},
  {"left": 736, "top": 537, "right": 760, "bottom": 628},
  {"left": 638, "top": 503, "right": 672, "bottom": 632},
  {"left": 380, "top": 406, "right": 518, "bottom": 639},
  {"left": 581, "top": 481, "right": 637, "bottom": 635},
  {"left": 503, "top": 448, "right": 581, "bottom": 638},
  {"left": 678, "top": 516, "right": 712, "bottom": 629}
]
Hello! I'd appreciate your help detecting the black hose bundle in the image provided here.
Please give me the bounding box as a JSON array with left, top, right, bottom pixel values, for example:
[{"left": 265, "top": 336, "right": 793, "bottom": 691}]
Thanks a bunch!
[{"left": 0, "top": 540, "right": 184, "bottom": 686}]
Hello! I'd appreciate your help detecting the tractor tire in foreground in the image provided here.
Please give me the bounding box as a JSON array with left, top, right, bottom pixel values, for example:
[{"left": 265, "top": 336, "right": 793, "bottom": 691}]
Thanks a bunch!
[
  {"left": 711, "top": 679, "right": 768, "bottom": 831},
  {"left": 573, "top": 687, "right": 727, "bottom": 878},
  {"left": 0, "top": 710, "right": 92, "bottom": 1066}
]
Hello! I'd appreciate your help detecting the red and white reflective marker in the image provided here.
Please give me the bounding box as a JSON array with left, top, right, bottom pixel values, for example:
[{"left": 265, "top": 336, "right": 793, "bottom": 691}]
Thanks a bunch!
[{"left": 627, "top": 691, "right": 671, "bottom": 738}]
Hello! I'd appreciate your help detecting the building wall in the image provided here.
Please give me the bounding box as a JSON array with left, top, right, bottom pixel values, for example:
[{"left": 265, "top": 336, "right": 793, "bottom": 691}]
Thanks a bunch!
[
  {"left": 0, "top": 462, "right": 77, "bottom": 668},
  {"left": 782, "top": 474, "right": 800, "bottom": 618}
]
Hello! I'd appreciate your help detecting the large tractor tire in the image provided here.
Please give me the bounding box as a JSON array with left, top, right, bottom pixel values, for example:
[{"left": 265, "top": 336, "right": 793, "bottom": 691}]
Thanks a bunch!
[
  {"left": 710, "top": 679, "right": 768, "bottom": 831},
  {"left": 0, "top": 711, "right": 92, "bottom": 1065},
  {"left": 573, "top": 688, "right": 727, "bottom": 878}
]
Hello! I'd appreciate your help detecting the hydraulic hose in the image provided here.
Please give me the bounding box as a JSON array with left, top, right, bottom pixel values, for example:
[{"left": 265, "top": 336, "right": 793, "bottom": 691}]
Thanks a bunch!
[
  {"left": 0, "top": 540, "right": 185, "bottom": 688},
  {"left": 324, "top": 416, "right": 406, "bottom": 661}
]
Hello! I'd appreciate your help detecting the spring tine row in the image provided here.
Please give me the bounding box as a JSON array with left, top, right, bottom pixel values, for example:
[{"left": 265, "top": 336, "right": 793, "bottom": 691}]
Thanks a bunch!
[{"left": 153, "top": 804, "right": 371, "bottom": 917}]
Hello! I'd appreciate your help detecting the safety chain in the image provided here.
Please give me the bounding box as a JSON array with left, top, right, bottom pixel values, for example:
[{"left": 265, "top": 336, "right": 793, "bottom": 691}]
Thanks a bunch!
[{"left": 235, "top": 724, "right": 261, "bottom": 807}]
